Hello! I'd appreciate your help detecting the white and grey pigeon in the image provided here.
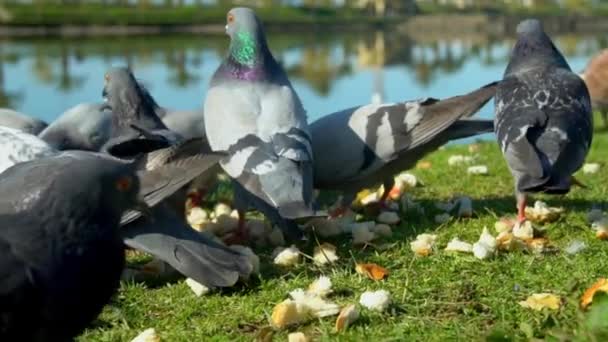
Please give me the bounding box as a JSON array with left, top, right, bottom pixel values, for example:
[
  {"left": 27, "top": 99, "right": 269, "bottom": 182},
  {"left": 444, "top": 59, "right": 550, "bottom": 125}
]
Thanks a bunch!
[
  {"left": 494, "top": 19, "right": 593, "bottom": 223},
  {"left": 0, "top": 126, "right": 55, "bottom": 174},
  {"left": 311, "top": 82, "right": 498, "bottom": 215},
  {"left": 0, "top": 108, "right": 48, "bottom": 135},
  {"left": 204, "top": 7, "right": 316, "bottom": 242},
  {"left": 38, "top": 103, "right": 112, "bottom": 151}
]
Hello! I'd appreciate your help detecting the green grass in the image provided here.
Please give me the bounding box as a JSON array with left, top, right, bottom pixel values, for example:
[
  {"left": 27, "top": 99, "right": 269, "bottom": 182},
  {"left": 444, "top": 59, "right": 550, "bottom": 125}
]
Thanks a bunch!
[
  {"left": 80, "top": 114, "right": 608, "bottom": 341},
  {"left": 1, "top": 4, "right": 391, "bottom": 27}
]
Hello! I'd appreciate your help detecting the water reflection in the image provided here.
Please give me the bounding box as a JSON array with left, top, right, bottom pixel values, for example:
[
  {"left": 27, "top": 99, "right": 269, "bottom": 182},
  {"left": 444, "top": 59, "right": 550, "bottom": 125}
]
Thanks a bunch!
[{"left": 1, "top": 30, "right": 605, "bottom": 124}]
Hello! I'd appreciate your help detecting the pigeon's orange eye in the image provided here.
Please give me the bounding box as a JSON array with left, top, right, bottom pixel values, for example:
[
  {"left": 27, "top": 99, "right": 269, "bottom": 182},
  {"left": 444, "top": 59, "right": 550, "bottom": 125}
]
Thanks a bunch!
[
  {"left": 227, "top": 13, "right": 235, "bottom": 23},
  {"left": 115, "top": 176, "right": 132, "bottom": 192}
]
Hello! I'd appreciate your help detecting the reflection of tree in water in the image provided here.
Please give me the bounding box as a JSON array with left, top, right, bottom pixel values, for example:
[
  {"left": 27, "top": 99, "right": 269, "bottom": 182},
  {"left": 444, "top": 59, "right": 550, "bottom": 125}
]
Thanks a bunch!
[
  {"left": 409, "top": 40, "right": 468, "bottom": 86},
  {"left": 166, "top": 48, "right": 200, "bottom": 88},
  {"left": 30, "top": 42, "right": 85, "bottom": 92},
  {"left": 286, "top": 44, "right": 352, "bottom": 96},
  {"left": 58, "top": 41, "right": 85, "bottom": 92},
  {"left": 10, "top": 32, "right": 608, "bottom": 102},
  {"left": 33, "top": 47, "right": 54, "bottom": 84},
  {"left": 0, "top": 45, "right": 23, "bottom": 109}
]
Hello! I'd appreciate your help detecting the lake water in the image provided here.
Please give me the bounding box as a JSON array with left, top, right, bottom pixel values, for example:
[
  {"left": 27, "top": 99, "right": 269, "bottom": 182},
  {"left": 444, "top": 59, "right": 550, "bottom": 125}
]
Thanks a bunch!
[{"left": 0, "top": 30, "right": 604, "bottom": 142}]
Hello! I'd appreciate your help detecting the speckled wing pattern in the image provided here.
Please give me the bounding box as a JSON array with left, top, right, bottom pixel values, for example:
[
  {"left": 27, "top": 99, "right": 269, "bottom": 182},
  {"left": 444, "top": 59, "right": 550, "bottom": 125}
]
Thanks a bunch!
[
  {"left": 0, "top": 126, "right": 56, "bottom": 174},
  {"left": 495, "top": 67, "right": 592, "bottom": 192}
]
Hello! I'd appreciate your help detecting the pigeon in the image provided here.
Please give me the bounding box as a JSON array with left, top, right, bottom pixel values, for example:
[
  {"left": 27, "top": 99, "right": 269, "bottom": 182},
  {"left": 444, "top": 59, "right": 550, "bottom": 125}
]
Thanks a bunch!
[
  {"left": 204, "top": 7, "right": 315, "bottom": 242},
  {"left": 161, "top": 108, "right": 206, "bottom": 140},
  {"left": 101, "top": 67, "right": 182, "bottom": 158},
  {"left": 311, "top": 82, "right": 498, "bottom": 214},
  {"left": 494, "top": 19, "right": 593, "bottom": 223},
  {"left": 0, "top": 126, "right": 55, "bottom": 174},
  {"left": 579, "top": 49, "right": 608, "bottom": 127},
  {"left": 39, "top": 103, "right": 112, "bottom": 151},
  {"left": 0, "top": 108, "right": 48, "bottom": 135},
  {"left": 101, "top": 66, "right": 221, "bottom": 202},
  {"left": 37, "top": 99, "right": 206, "bottom": 152},
  {"left": 0, "top": 126, "right": 250, "bottom": 287},
  {"left": 100, "top": 67, "right": 252, "bottom": 287},
  {"left": 0, "top": 151, "right": 148, "bottom": 342}
]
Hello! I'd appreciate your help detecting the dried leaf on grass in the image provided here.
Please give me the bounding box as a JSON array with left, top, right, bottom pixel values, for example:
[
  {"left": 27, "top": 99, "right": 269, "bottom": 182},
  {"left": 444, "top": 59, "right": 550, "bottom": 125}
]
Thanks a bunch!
[
  {"left": 355, "top": 263, "right": 389, "bottom": 280},
  {"left": 581, "top": 278, "right": 608, "bottom": 310}
]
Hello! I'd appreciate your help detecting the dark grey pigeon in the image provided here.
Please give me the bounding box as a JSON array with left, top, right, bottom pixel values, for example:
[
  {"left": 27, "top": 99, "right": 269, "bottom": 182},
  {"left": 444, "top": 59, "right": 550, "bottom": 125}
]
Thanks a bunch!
[
  {"left": 311, "top": 82, "right": 498, "bottom": 215},
  {"left": 39, "top": 103, "right": 112, "bottom": 151},
  {"left": 0, "top": 128, "right": 250, "bottom": 288},
  {"left": 204, "top": 7, "right": 315, "bottom": 242},
  {"left": 0, "top": 108, "right": 48, "bottom": 135},
  {"left": 0, "top": 126, "right": 56, "bottom": 174},
  {"left": 98, "top": 67, "right": 252, "bottom": 287},
  {"left": 0, "top": 151, "right": 147, "bottom": 342},
  {"left": 101, "top": 67, "right": 182, "bottom": 157},
  {"left": 494, "top": 19, "right": 593, "bottom": 223}
]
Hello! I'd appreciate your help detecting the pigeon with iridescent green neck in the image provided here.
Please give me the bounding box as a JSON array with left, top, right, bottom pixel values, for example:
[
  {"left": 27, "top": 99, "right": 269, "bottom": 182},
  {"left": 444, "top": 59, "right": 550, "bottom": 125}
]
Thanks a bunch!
[{"left": 204, "top": 7, "right": 315, "bottom": 243}]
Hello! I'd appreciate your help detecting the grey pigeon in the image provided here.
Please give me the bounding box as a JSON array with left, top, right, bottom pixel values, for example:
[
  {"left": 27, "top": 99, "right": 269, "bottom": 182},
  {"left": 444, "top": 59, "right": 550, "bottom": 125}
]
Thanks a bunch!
[
  {"left": 100, "top": 67, "right": 251, "bottom": 287},
  {"left": 101, "top": 66, "right": 221, "bottom": 203},
  {"left": 37, "top": 96, "right": 207, "bottom": 150},
  {"left": 311, "top": 82, "right": 498, "bottom": 214},
  {"left": 0, "top": 151, "right": 147, "bottom": 342},
  {"left": 39, "top": 103, "right": 112, "bottom": 151},
  {"left": 204, "top": 7, "right": 315, "bottom": 242},
  {"left": 0, "top": 108, "right": 48, "bottom": 135},
  {"left": 161, "top": 108, "right": 207, "bottom": 140},
  {"left": 0, "top": 126, "right": 55, "bottom": 174},
  {"left": 494, "top": 19, "right": 593, "bottom": 222},
  {"left": 101, "top": 67, "right": 182, "bottom": 157}
]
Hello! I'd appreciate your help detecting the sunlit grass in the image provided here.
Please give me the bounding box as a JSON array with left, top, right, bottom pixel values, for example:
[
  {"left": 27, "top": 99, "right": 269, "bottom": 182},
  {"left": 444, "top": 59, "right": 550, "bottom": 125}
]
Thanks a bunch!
[{"left": 79, "top": 114, "right": 608, "bottom": 341}]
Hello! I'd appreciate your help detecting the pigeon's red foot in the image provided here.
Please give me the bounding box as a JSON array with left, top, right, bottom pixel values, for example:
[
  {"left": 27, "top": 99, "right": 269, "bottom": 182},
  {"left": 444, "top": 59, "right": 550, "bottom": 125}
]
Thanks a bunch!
[
  {"left": 222, "top": 211, "right": 249, "bottom": 245},
  {"left": 571, "top": 176, "right": 588, "bottom": 189},
  {"left": 222, "top": 227, "right": 250, "bottom": 245},
  {"left": 329, "top": 206, "right": 348, "bottom": 218},
  {"left": 517, "top": 197, "right": 527, "bottom": 224},
  {"left": 186, "top": 189, "right": 207, "bottom": 209}
]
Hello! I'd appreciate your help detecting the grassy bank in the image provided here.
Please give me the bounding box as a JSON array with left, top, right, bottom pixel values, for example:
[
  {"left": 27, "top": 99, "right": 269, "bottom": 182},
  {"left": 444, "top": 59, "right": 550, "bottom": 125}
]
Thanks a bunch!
[
  {"left": 3, "top": 3, "right": 608, "bottom": 29},
  {"left": 1, "top": 4, "right": 392, "bottom": 27},
  {"left": 78, "top": 114, "right": 608, "bottom": 341}
]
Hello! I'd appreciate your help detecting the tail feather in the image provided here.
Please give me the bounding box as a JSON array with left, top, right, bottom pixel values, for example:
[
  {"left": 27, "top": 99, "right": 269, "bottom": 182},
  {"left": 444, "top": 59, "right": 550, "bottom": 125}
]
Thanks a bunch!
[
  {"left": 406, "top": 81, "right": 499, "bottom": 151},
  {"left": 444, "top": 119, "right": 494, "bottom": 141},
  {"left": 122, "top": 205, "right": 253, "bottom": 288}
]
